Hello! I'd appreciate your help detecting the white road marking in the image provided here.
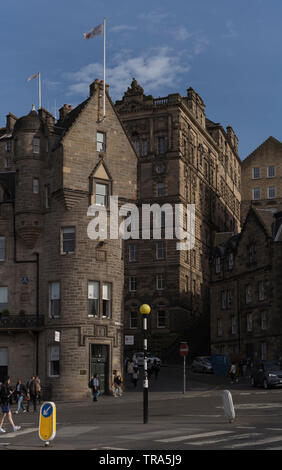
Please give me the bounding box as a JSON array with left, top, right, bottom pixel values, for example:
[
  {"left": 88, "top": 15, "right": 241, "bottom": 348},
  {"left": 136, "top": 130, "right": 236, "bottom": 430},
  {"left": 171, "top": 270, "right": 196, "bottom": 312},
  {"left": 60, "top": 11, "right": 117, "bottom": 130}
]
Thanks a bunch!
[
  {"left": 0, "top": 427, "right": 38, "bottom": 439},
  {"left": 156, "top": 430, "right": 234, "bottom": 443},
  {"left": 229, "top": 435, "right": 282, "bottom": 448},
  {"left": 186, "top": 433, "right": 261, "bottom": 446},
  {"left": 121, "top": 428, "right": 203, "bottom": 440}
]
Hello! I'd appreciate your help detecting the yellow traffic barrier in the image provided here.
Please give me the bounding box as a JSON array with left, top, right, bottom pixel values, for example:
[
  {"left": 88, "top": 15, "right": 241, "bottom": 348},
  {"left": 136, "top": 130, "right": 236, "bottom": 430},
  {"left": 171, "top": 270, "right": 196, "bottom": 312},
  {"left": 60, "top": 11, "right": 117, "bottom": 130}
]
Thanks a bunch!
[{"left": 39, "top": 402, "right": 56, "bottom": 446}]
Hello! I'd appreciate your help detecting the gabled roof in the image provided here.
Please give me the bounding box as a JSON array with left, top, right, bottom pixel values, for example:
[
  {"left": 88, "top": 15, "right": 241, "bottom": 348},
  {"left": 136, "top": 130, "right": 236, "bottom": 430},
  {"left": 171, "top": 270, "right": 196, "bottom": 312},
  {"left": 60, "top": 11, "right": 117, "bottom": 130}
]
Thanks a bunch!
[{"left": 242, "top": 136, "right": 282, "bottom": 164}]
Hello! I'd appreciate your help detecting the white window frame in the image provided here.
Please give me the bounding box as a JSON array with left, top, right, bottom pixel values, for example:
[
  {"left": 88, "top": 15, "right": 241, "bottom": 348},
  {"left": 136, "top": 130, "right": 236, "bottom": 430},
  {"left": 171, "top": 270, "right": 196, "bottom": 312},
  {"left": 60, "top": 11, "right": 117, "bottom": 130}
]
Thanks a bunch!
[
  {"left": 129, "top": 244, "right": 137, "bottom": 262},
  {"left": 49, "top": 282, "right": 60, "bottom": 319},
  {"left": 102, "top": 282, "right": 111, "bottom": 318},
  {"left": 267, "top": 166, "right": 275, "bottom": 178},
  {"left": 95, "top": 182, "right": 108, "bottom": 207},
  {"left": 44, "top": 184, "right": 51, "bottom": 209},
  {"left": 156, "top": 241, "right": 165, "bottom": 260},
  {"left": 32, "top": 178, "right": 39, "bottom": 194},
  {"left": 130, "top": 311, "right": 138, "bottom": 329},
  {"left": 129, "top": 276, "right": 137, "bottom": 292},
  {"left": 268, "top": 186, "right": 276, "bottom": 199},
  {"left": 61, "top": 227, "right": 75, "bottom": 254},
  {"left": 157, "top": 310, "right": 166, "bottom": 328},
  {"left": 88, "top": 281, "right": 99, "bottom": 317},
  {"left": 48, "top": 344, "right": 60, "bottom": 377},
  {"left": 252, "top": 167, "right": 260, "bottom": 179},
  {"left": 156, "top": 273, "right": 165, "bottom": 291},
  {"left": 96, "top": 132, "right": 106, "bottom": 152},
  {"left": 33, "top": 137, "right": 40, "bottom": 154},
  {"left": 253, "top": 187, "right": 260, "bottom": 200}
]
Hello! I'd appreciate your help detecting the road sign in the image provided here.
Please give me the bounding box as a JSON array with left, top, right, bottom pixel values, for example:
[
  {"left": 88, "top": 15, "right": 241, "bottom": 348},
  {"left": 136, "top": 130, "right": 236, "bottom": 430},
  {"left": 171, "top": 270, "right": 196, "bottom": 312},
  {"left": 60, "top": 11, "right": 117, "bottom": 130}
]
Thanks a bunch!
[
  {"left": 180, "top": 342, "right": 189, "bottom": 356},
  {"left": 39, "top": 402, "right": 56, "bottom": 443}
]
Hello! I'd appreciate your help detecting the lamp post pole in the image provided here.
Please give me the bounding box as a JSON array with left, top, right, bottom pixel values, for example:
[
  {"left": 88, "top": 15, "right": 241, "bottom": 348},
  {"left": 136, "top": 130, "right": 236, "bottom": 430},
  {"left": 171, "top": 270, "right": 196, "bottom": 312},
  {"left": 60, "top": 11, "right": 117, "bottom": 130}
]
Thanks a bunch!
[{"left": 139, "top": 304, "right": 151, "bottom": 424}]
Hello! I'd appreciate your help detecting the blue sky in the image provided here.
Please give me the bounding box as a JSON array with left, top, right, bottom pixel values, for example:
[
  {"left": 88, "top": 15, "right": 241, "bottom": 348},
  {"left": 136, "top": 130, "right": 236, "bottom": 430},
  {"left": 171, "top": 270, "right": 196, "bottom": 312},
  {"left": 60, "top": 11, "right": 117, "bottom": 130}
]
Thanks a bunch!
[{"left": 1, "top": 0, "right": 282, "bottom": 159}]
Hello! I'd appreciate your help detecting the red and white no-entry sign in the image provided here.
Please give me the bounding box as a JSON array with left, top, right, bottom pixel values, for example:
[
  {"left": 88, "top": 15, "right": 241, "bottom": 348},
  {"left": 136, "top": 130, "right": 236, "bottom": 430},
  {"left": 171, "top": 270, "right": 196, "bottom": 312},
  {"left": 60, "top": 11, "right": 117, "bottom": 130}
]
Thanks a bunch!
[{"left": 180, "top": 342, "right": 189, "bottom": 356}]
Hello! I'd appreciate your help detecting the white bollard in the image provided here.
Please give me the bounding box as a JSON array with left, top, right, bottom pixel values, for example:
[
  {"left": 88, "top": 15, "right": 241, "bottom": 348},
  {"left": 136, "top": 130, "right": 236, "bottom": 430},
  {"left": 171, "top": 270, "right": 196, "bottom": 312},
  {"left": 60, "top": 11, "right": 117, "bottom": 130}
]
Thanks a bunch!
[{"left": 222, "top": 390, "right": 235, "bottom": 423}]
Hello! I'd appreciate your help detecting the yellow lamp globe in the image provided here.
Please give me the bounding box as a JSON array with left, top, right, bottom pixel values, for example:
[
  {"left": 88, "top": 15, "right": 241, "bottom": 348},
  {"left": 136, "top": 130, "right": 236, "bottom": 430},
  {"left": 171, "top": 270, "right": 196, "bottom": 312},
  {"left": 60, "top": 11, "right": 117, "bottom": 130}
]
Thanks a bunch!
[{"left": 139, "top": 304, "right": 151, "bottom": 315}]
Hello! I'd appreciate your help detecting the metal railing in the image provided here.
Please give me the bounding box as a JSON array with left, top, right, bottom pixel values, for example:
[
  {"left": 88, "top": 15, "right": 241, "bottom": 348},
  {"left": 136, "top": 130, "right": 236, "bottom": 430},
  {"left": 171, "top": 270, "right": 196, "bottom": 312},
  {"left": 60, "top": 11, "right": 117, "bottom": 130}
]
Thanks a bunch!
[{"left": 0, "top": 314, "right": 44, "bottom": 329}]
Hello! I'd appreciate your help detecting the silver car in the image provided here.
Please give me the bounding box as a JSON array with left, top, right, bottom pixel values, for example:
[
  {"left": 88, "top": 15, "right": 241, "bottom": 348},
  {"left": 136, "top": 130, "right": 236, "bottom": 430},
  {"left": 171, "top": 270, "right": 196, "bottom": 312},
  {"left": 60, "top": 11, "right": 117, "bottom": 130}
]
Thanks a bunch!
[
  {"left": 132, "top": 352, "right": 161, "bottom": 367},
  {"left": 191, "top": 356, "right": 213, "bottom": 373}
]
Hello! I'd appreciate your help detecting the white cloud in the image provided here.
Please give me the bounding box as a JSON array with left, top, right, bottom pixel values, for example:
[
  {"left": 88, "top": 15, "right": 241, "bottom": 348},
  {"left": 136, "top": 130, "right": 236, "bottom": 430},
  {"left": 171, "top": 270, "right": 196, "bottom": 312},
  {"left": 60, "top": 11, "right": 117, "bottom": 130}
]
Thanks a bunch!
[
  {"left": 66, "top": 47, "right": 190, "bottom": 100},
  {"left": 110, "top": 25, "right": 137, "bottom": 33}
]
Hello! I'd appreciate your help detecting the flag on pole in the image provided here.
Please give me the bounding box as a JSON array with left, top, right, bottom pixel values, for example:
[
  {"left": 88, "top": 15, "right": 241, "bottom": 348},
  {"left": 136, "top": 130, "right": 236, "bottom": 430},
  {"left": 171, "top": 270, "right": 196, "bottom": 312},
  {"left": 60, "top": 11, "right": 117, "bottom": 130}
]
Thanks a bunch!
[
  {"left": 83, "top": 19, "right": 106, "bottom": 119},
  {"left": 26, "top": 72, "right": 40, "bottom": 82},
  {"left": 83, "top": 23, "right": 104, "bottom": 41}
]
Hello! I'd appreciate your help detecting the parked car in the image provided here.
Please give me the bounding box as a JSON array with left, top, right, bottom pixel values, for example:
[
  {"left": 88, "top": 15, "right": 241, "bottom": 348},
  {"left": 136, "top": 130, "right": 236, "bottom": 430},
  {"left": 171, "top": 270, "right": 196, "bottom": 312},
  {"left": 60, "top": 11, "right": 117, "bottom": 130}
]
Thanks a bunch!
[
  {"left": 132, "top": 352, "right": 161, "bottom": 367},
  {"left": 191, "top": 356, "right": 213, "bottom": 374},
  {"left": 250, "top": 361, "right": 282, "bottom": 389}
]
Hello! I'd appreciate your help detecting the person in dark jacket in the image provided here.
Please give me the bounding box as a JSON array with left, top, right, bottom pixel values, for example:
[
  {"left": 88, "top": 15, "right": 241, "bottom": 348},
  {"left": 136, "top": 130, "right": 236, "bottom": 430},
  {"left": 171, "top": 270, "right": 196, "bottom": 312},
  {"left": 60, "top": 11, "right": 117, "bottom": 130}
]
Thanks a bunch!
[
  {"left": 26, "top": 376, "right": 36, "bottom": 412},
  {"left": 0, "top": 377, "right": 21, "bottom": 433}
]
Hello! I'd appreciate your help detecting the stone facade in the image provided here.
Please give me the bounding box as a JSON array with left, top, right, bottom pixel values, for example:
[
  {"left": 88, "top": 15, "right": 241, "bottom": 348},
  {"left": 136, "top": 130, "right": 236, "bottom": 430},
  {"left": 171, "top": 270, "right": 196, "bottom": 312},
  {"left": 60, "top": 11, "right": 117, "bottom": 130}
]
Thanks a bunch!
[
  {"left": 115, "top": 79, "right": 241, "bottom": 359},
  {"left": 0, "top": 80, "right": 137, "bottom": 399},
  {"left": 210, "top": 207, "right": 282, "bottom": 361},
  {"left": 241, "top": 136, "right": 282, "bottom": 223}
]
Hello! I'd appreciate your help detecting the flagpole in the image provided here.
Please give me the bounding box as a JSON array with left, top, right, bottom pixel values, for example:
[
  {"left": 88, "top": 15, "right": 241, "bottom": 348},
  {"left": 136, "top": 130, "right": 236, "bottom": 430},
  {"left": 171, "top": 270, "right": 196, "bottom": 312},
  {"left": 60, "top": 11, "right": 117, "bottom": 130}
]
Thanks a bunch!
[
  {"left": 38, "top": 72, "right": 41, "bottom": 110},
  {"left": 103, "top": 17, "right": 106, "bottom": 119}
]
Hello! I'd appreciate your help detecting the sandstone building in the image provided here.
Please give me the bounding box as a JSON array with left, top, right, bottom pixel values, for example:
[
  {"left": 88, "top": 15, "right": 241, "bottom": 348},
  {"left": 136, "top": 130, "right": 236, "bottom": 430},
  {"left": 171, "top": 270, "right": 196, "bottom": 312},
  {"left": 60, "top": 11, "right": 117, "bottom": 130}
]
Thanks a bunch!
[
  {"left": 241, "top": 136, "right": 282, "bottom": 222},
  {"left": 0, "top": 80, "right": 137, "bottom": 399},
  {"left": 115, "top": 79, "right": 241, "bottom": 358},
  {"left": 210, "top": 207, "right": 282, "bottom": 361}
]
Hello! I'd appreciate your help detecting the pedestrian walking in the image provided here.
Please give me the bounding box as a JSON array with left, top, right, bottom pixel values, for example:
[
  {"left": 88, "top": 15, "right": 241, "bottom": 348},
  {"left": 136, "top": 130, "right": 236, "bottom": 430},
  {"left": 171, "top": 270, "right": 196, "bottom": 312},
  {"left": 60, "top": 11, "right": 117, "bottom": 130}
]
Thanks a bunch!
[
  {"left": 26, "top": 376, "right": 34, "bottom": 413},
  {"left": 147, "top": 359, "right": 153, "bottom": 378},
  {"left": 229, "top": 362, "right": 237, "bottom": 384},
  {"left": 127, "top": 359, "right": 134, "bottom": 382},
  {"left": 92, "top": 374, "right": 100, "bottom": 402},
  {"left": 15, "top": 379, "right": 27, "bottom": 414},
  {"left": 35, "top": 376, "right": 41, "bottom": 407},
  {"left": 132, "top": 365, "right": 139, "bottom": 388},
  {"left": 152, "top": 359, "right": 160, "bottom": 380},
  {"left": 28, "top": 376, "right": 38, "bottom": 412},
  {"left": 0, "top": 377, "right": 21, "bottom": 433},
  {"left": 113, "top": 373, "right": 123, "bottom": 397}
]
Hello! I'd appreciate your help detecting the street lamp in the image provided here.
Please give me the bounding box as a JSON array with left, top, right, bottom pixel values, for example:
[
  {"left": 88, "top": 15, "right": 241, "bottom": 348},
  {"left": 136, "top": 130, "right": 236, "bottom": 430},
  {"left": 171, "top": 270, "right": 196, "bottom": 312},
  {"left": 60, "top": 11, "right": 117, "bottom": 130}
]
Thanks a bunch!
[{"left": 139, "top": 303, "right": 151, "bottom": 424}]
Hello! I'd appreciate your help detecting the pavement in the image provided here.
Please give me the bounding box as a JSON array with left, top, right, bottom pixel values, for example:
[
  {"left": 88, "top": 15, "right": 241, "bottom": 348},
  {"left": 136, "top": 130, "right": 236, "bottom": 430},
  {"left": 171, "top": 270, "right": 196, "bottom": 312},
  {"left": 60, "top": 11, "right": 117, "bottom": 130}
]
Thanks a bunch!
[{"left": 1, "top": 365, "right": 275, "bottom": 453}]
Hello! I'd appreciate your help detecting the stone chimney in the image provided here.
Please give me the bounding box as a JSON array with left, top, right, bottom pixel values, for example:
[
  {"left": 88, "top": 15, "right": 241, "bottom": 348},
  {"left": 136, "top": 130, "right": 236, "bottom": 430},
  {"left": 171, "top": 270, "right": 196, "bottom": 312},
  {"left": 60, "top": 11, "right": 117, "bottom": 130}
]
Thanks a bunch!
[
  {"left": 89, "top": 79, "right": 109, "bottom": 97},
  {"left": 58, "top": 104, "right": 73, "bottom": 121},
  {"left": 6, "top": 113, "right": 18, "bottom": 132}
]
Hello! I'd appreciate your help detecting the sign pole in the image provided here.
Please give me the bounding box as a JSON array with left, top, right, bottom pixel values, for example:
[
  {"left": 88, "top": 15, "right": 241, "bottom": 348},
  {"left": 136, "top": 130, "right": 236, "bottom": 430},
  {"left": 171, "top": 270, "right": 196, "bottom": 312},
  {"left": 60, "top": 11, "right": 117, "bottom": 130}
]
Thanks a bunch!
[{"left": 183, "top": 354, "right": 186, "bottom": 394}]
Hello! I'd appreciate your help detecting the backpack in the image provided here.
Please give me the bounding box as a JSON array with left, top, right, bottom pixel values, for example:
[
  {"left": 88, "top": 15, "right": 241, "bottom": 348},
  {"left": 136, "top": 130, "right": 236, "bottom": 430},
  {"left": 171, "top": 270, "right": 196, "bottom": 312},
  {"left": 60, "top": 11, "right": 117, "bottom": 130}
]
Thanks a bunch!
[{"left": 88, "top": 379, "right": 93, "bottom": 389}]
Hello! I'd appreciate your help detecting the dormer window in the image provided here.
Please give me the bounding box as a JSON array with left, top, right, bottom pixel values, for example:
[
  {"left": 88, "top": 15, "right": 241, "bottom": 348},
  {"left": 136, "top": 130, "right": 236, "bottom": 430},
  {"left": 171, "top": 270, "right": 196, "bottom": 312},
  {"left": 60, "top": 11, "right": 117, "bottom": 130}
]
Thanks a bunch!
[{"left": 95, "top": 182, "right": 108, "bottom": 206}]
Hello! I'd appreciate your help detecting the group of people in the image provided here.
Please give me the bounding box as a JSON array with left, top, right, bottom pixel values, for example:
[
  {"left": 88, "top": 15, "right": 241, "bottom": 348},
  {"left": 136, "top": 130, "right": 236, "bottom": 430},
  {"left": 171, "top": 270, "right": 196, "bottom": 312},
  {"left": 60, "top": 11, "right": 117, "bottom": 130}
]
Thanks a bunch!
[
  {"left": 125, "top": 357, "right": 160, "bottom": 388},
  {"left": 88, "top": 371, "right": 124, "bottom": 402},
  {"left": 0, "top": 375, "right": 41, "bottom": 433}
]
